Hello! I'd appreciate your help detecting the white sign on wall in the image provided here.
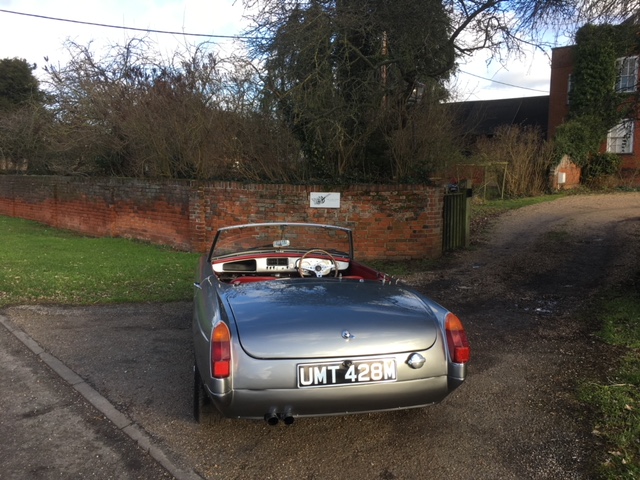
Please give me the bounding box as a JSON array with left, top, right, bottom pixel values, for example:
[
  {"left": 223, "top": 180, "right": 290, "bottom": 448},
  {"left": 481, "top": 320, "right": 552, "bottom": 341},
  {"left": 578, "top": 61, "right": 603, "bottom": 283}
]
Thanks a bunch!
[{"left": 310, "top": 192, "right": 340, "bottom": 208}]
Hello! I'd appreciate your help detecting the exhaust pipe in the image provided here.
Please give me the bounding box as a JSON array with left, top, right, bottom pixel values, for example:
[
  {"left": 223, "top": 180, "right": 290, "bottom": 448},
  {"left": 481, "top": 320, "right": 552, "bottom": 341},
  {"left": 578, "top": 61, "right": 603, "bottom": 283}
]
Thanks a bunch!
[
  {"left": 264, "top": 413, "right": 279, "bottom": 426},
  {"left": 283, "top": 415, "right": 295, "bottom": 426}
]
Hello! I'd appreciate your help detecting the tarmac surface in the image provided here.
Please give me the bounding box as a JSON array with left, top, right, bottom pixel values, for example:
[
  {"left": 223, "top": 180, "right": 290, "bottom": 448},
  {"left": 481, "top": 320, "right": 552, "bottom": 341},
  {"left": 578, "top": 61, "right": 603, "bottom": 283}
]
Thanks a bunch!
[{"left": 0, "top": 310, "right": 195, "bottom": 480}]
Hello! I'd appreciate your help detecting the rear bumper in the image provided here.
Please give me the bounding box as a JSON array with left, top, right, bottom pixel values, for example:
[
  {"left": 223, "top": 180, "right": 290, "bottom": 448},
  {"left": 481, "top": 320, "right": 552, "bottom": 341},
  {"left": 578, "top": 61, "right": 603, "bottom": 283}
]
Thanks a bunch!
[
  {"left": 206, "top": 375, "right": 453, "bottom": 419},
  {"left": 448, "top": 361, "right": 467, "bottom": 390}
]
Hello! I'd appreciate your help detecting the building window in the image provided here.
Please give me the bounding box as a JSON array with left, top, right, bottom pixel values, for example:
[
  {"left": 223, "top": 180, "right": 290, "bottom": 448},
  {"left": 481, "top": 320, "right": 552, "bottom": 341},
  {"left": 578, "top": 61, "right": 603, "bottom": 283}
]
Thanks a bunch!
[
  {"left": 615, "top": 56, "right": 638, "bottom": 93},
  {"left": 607, "top": 120, "right": 634, "bottom": 154},
  {"left": 567, "top": 73, "right": 573, "bottom": 105}
]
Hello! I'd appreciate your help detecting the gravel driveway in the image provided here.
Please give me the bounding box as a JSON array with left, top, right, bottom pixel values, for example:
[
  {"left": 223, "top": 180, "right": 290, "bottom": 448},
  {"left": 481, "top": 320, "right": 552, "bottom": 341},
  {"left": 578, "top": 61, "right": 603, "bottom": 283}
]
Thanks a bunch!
[{"left": 2, "top": 192, "right": 639, "bottom": 479}]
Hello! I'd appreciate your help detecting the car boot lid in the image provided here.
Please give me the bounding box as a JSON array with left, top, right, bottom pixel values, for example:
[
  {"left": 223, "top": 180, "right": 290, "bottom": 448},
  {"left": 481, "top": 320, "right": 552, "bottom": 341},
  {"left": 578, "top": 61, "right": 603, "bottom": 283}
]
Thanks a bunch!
[{"left": 225, "top": 280, "right": 439, "bottom": 359}]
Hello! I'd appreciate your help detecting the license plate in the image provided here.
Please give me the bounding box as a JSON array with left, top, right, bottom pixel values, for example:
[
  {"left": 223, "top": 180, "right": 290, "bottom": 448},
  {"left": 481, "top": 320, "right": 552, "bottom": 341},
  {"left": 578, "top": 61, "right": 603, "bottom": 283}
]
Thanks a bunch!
[{"left": 297, "top": 358, "right": 397, "bottom": 388}]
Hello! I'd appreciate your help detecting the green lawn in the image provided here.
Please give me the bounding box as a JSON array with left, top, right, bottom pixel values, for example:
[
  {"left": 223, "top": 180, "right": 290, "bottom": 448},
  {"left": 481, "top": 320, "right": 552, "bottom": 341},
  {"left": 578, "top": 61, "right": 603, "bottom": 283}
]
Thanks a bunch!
[{"left": 0, "top": 216, "right": 199, "bottom": 307}]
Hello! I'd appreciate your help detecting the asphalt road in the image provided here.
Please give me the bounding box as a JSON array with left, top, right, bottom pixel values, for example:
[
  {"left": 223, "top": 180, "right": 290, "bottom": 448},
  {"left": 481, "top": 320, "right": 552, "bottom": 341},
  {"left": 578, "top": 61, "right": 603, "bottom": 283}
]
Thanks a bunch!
[
  {"left": 1, "top": 192, "right": 639, "bottom": 479},
  {"left": 0, "top": 313, "right": 173, "bottom": 479}
]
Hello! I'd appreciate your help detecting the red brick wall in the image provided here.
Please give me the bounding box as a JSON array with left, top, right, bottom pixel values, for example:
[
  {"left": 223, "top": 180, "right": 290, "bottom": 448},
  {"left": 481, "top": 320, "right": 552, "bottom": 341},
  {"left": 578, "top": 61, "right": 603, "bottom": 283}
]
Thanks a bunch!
[
  {"left": 0, "top": 176, "right": 194, "bottom": 249},
  {"left": 548, "top": 46, "right": 574, "bottom": 141},
  {"left": 0, "top": 176, "right": 444, "bottom": 260}
]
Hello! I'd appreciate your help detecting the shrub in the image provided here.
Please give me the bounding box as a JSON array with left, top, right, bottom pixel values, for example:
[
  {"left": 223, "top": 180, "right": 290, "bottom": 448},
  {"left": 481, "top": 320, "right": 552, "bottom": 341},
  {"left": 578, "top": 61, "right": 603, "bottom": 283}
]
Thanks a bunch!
[
  {"left": 582, "top": 152, "right": 622, "bottom": 187},
  {"left": 554, "top": 117, "right": 604, "bottom": 167},
  {"left": 470, "top": 125, "right": 555, "bottom": 197}
]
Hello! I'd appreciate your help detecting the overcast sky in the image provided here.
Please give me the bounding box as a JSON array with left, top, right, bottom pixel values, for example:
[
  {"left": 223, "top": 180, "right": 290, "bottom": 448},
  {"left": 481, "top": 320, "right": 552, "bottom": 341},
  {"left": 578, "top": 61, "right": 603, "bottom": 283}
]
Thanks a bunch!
[{"left": 0, "top": 0, "right": 564, "bottom": 101}]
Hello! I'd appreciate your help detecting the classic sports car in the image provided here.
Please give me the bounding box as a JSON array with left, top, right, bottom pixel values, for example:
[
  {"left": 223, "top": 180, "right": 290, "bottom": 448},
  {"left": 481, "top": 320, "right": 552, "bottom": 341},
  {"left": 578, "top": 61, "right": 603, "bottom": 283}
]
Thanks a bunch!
[{"left": 192, "top": 222, "right": 470, "bottom": 425}]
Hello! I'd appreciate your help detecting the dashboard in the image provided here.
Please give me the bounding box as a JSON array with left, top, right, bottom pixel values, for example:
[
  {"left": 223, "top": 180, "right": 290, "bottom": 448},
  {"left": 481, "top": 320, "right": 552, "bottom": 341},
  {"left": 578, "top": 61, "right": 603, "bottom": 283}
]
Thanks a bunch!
[{"left": 212, "top": 255, "right": 350, "bottom": 275}]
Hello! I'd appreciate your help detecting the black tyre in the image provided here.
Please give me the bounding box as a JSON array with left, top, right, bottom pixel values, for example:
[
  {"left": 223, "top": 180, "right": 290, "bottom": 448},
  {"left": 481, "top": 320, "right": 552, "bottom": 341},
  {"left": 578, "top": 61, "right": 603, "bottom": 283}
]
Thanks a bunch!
[{"left": 193, "top": 363, "right": 223, "bottom": 424}]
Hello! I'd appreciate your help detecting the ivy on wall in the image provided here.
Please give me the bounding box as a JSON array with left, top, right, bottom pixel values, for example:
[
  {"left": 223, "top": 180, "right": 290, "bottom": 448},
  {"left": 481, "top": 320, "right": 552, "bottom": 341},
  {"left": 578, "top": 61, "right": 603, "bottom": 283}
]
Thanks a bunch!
[{"left": 555, "top": 23, "right": 637, "bottom": 175}]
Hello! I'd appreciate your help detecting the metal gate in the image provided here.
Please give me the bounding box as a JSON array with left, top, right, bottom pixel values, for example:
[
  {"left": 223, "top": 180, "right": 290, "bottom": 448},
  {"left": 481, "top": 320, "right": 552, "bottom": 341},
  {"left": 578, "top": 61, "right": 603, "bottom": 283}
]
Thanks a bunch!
[{"left": 443, "top": 183, "right": 471, "bottom": 252}]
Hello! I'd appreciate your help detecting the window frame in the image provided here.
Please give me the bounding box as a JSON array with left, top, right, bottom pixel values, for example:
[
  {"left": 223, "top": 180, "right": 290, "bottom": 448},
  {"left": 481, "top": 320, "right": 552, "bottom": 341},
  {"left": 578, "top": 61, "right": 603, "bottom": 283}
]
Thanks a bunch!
[
  {"left": 615, "top": 56, "right": 638, "bottom": 93},
  {"left": 607, "top": 119, "right": 634, "bottom": 154}
]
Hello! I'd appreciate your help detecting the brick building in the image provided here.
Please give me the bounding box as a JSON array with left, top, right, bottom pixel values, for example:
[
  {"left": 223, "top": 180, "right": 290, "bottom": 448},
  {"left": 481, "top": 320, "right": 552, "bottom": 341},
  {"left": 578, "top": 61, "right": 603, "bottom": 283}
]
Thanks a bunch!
[
  {"left": 548, "top": 44, "right": 640, "bottom": 185},
  {"left": 451, "top": 30, "right": 640, "bottom": 189}
]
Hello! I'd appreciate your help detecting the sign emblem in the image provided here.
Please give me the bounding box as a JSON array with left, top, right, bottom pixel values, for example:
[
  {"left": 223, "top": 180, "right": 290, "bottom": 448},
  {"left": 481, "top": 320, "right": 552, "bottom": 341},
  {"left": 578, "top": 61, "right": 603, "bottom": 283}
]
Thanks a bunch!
[
  {"left": 341, "top": 330, "right": 355, "bottom": 341},
  {"left": 310, "top": 192, "right": 341, "bottom": 208}
]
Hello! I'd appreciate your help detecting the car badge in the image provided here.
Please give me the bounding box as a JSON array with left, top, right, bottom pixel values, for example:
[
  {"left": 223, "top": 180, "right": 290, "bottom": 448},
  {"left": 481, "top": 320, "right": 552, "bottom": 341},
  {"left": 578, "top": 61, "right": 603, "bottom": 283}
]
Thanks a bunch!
[
  {"left": 341, "top": 330, "right": 355, "bottom": 341},
  {"left": 407, "top": 353, "right": 426, "bottom": 369}
]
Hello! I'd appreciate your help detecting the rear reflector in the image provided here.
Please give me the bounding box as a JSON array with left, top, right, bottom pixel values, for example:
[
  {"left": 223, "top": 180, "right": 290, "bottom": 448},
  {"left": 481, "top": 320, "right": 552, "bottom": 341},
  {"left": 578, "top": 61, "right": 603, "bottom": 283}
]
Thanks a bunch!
[
  {"left": 211, "top": 322, "right": 231, "bottom": 378},
  {"left": 445, "top": 313, "right": 470, "bottom": 364}
]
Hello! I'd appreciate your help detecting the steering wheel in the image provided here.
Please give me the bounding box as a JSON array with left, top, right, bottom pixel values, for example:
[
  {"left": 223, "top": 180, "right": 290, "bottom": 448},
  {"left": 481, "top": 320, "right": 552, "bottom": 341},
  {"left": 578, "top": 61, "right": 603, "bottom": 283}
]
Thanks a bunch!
[{"left": 297, "top": 249, "right": 339, "bottom": 278}]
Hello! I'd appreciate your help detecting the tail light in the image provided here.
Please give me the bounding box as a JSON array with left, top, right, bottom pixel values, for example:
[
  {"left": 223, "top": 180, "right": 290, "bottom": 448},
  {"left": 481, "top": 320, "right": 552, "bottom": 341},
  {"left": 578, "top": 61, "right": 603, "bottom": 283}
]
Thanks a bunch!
[
  {"left": 445, "top": 313, "right": 470, "bottom": 364},
  {"left": 211, "top": 322, "right": 231, "bottom": 378}
]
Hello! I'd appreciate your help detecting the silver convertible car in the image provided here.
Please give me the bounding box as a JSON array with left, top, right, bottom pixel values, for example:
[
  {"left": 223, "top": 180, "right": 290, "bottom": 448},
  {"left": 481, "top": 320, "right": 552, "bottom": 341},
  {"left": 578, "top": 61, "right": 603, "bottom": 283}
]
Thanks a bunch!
[{"left": 192, "top": 222, "right": 470, "bottom": 425}]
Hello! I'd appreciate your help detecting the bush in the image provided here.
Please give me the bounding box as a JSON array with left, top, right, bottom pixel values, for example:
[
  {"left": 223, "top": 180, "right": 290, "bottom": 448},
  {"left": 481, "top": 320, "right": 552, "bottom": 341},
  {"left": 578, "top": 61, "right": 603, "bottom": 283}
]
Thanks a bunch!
[
  {"left": 470, "top": 125, "right": 555, "bottom": 197},
  {"left": 583, "top": 152, "right": 622, "bottom": 179},
  {"left": 553, "top": 117, "right": 604, "bottom": 167}
]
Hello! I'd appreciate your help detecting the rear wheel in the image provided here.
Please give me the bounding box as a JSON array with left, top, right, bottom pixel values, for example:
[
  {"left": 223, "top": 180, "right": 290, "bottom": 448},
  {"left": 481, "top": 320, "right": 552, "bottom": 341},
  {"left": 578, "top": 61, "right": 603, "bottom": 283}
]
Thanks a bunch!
[{"left": 193, "top": 363, "right": 223, "bottom": 424}]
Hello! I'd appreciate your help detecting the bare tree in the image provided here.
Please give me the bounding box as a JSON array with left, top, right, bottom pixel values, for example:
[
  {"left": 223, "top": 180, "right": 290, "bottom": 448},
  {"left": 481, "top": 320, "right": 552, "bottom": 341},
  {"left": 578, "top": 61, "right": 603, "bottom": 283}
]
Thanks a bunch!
[
  {"left": 41, "top": 38, "right": 302, "bottom": 180},
  {"left": 0, "top": 101, "right": 51, "bottom": 173}
]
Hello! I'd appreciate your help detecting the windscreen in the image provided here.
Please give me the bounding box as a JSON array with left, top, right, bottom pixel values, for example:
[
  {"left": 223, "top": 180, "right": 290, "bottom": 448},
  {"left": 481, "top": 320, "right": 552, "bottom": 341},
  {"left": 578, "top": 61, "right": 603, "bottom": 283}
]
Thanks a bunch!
[{"left": 211, "top": 224, "right": 352, "bottom": 259}]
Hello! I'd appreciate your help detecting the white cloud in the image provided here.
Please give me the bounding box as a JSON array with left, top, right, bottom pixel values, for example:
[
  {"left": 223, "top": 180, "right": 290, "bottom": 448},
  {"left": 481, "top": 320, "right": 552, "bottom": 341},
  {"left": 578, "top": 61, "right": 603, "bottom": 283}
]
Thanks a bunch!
[{"left": 0, "top": 1, "right": 247, "bottom": 72}]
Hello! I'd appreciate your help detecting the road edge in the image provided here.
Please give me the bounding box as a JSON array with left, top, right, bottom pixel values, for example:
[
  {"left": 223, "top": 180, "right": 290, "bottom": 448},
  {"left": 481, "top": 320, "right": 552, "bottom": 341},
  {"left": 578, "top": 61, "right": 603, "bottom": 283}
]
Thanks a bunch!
[{"left": 0, "top": 313, "right": 203, "bottom": 480}]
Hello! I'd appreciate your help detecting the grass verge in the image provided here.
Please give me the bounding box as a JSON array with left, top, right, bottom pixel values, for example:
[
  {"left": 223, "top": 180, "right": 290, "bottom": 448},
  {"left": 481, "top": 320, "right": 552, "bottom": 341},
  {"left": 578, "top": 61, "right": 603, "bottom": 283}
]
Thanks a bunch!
[
  {"left": 471, "top": 193, "right": 568, "bottom": 217},
  {"left": 0, "top": 216, "right": 199, "bottom": 307},
  {"left": 580, "top": 276, "right": 640, "bottom": 478}
]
